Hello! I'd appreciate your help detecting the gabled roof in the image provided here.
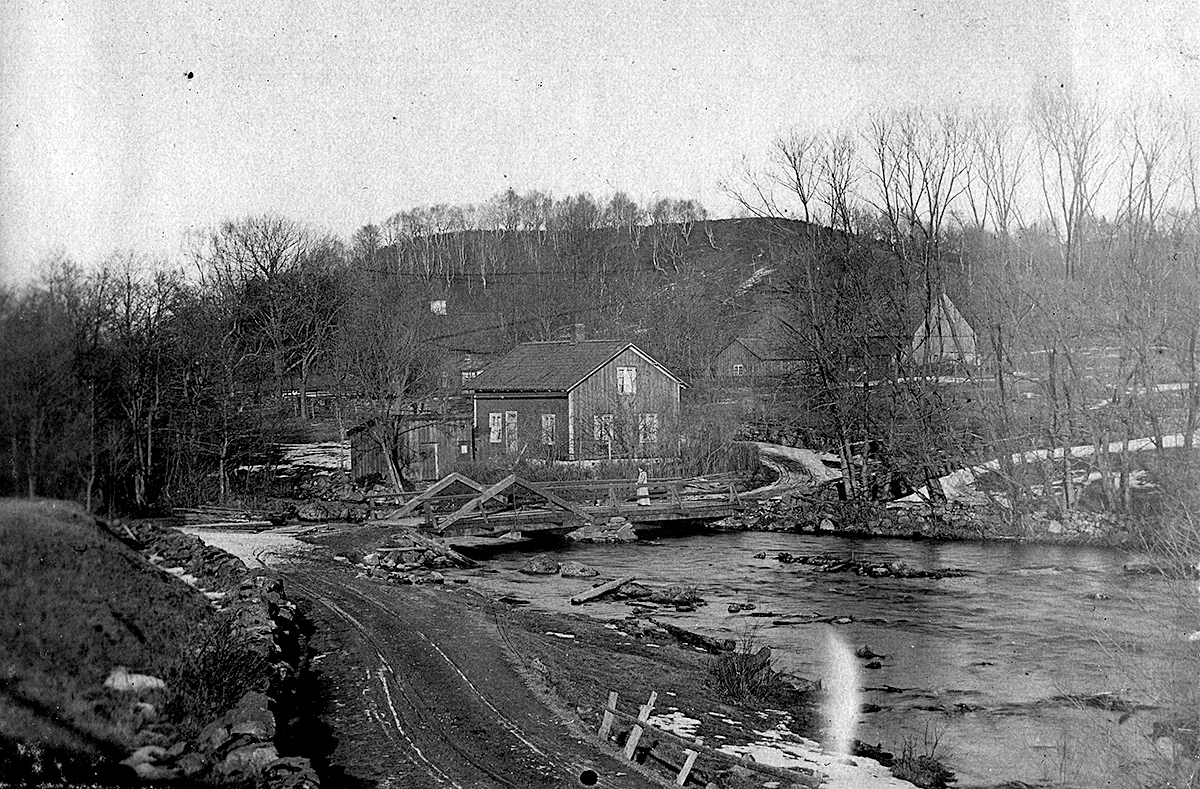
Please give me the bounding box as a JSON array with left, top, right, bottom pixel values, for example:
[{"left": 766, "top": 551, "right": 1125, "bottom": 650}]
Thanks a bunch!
[
  {"left": 465, "top": 339, "right": 685, "bottom": 393},
  {"left": 719, "top": 314, "right": 805, "bottom": 361}
]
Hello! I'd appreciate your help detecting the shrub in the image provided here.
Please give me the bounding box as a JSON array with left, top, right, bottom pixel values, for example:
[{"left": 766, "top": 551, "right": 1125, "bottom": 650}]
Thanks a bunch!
[
  {"left": 163, "top": 615, "right": 272, "bottom": 736},
  {"left": 710, "top": 627, "right": 793, "bottom": 704},
  {"left": 892, "top": 726, "right": 955, "bottom": 789}
]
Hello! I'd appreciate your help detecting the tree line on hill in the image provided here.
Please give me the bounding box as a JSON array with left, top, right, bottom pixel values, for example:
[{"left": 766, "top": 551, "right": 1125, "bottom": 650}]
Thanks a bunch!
[{"left": 3, "top": 87, "right": 1200, "bottom": 518}]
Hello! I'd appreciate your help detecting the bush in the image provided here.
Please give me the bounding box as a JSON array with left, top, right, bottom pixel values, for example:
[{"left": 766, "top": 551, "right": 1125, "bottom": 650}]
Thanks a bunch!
[
  {"left": 709, "top": 627, "right": 793, "bottom": 704},
  {"left": 163, "top": 615, "right": 272, "bottom": 736},
  {"left": 892, "top": 729, "right": 955, "bottom": 789}
]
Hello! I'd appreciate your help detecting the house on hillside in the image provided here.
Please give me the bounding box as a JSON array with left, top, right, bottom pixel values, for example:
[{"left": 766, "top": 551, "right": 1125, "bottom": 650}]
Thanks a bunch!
[
  {"left": 425, "top": 302, "right": 510, "bottom": 394},
  {"left": 862, "top": 290, "right": 980, "bottom": 375},
  {"left": 713, "top": 314, "right": 808, "bottom": 379},
  {"left": 465, "top": 336, "right": 687, "bottom": 461},
  {"left": 908, "top": 291, "right": 978, "bottom": 367}
]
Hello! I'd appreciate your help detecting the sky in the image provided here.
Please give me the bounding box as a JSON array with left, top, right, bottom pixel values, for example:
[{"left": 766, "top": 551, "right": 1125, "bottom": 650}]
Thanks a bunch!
[{"left": 2, "top": 0, "right": 1198, "bottom": 282}]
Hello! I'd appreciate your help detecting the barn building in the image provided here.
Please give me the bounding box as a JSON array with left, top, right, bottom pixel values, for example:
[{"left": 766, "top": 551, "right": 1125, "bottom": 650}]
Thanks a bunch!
[
  {"left": 465, "top": 338, "right": 686, "bottom": 461},
  {"left": 712, "top": 314, "right": 807, "bottom": 379}
]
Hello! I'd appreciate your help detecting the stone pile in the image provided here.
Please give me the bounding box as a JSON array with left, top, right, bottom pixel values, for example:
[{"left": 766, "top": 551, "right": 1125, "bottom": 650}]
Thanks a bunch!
[
  {"left": 119, "top": 691, "right": 317, "bottom": 788},
  {"left": 719, "top": 495, "right": 1140, "bottom": 546},
  {"left": 117, "top": 518, "right": 246, "bottom": 591},
  {"left": 106, "top": 517, "right": 318, "bottom": 787},
  {"left": 296, "top": 500, "right": 370, "bottom": 522}
]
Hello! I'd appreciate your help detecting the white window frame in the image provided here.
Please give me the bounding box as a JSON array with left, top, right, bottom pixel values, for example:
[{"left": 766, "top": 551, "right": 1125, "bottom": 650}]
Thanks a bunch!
[
  {"left": 616, "top": 366, "right": 637, "bottom": 395},
  {"left": 505, "top": 410, "right": 518, "bottom": 452},
  {"left": 488, "top": 412, "right": 503, "bottom": 444},
  {"left": 430, "top": 299, "right": 447, "bottom": 315},
  {"left": 540, "top": 413, "right": 556, "bottom": 446},
  {"left": 732, "top": 363, "right": 744, "bottom": 376},
  {"left": 461, "top": 370, "right": 479, "bottom": 383},
  {"left": 638, "top": 412, "right": 659, "bottom": 444}
]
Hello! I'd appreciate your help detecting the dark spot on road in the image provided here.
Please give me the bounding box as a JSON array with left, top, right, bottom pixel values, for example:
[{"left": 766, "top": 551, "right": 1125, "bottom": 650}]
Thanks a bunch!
[
  {"left": 186, "top": 71, "right": 194, "bottom": 79},
  {"left": 578, "top": 769, "right": 598, "bottom": 786}
]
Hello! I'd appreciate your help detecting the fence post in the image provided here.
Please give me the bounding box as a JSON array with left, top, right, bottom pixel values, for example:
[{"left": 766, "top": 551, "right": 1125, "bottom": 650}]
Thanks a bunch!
[
  {"left": 599, "top": 691, "right": 618, "bottom": 739},
  {"left": 624, "top": 691, "right": 657, "bottom": 760}
]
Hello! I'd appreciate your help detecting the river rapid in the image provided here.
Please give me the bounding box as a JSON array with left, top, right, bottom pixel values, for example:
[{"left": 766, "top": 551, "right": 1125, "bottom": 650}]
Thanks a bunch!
[{"left": 464, "top": 530, "right": 1193, "bottom": 789}]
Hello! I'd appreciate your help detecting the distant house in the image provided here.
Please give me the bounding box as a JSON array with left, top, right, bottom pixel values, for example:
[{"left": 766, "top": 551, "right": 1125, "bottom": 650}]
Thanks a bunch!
[
  {"left": 865, "top": 291, "right": 980, "bottom": 374},
  {"left": 465, "top": 338, "right": 687, "bottom": 461},
  {"left": 713, "top": 314, "right": 808, "bottom": 379},
  {"left": 908, "top": 291, "right": 978, "bottom": 367},
  {"left": 424, "top": 300, "right": 511, "bottom": 396}
]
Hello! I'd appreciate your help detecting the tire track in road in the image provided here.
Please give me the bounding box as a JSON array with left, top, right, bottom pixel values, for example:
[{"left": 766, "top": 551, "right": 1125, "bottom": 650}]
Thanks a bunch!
[
  {"left": 289, "top": 573, "right": 564, "bottom": 789},
  {"left": 290, "top": 576, "right": 466, "bottom": 788}
]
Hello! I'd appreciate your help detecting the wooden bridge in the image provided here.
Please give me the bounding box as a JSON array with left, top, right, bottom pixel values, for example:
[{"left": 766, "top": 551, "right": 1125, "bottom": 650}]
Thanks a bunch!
[{"left": 378, "top": 472, "right": 746, "bottom": 537}]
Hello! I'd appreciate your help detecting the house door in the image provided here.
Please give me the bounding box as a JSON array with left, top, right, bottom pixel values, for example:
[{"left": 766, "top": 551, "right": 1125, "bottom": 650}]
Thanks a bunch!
[
  {"left": 505, "top": 411, "right": 518, "bottom": 453},
  {"left": 418, "top": 442, "right": 439, "bottom": 480}
]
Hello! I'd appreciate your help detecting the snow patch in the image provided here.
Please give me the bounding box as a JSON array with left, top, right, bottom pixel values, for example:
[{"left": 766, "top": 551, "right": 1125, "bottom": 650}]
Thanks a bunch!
[{"left": 647, "top": 711, "right": 702, "bottom": 739}]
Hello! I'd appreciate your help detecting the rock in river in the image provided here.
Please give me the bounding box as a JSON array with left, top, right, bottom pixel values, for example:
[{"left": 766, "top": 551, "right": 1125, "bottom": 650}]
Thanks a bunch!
[
  {"left": 559, "top": 561, "right": 599, "bottom": 578},
  {"left": 520, "top": 555, "right": 561, "bottom": 575}
]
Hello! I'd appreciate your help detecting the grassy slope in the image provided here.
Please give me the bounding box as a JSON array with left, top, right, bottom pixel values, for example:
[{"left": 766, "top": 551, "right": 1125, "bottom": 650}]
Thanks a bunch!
[{"left": 0, "top": 499, "right": 214, "bottom": 757}]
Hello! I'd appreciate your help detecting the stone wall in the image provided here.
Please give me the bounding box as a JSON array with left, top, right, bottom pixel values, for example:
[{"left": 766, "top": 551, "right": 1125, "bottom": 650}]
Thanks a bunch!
[{"left": 106, "top": 518, "right": 319, "bottom": 788}]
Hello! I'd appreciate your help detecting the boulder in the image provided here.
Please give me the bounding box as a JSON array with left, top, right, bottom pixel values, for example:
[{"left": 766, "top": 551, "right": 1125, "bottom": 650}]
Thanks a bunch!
[
  {"left": 519, "top": 555, "right": 561, "bottom": 575},
  {"left": 215, "top": 743, "right": 279, "bottom": 778},
  {"left": 228, "top": 691, "right": 275, "bottom": 741},
  {"left": 560, "top": 561, "right": 599, "bottom": 578},
  {"left": 176, "top": 752, "right": 211, "bottom": 777},
  {"left": 296, "top": 503, "right": 327, "bottom": 522},
  {"left": 196, "top": 721, "right": 232, "bottom": 753},
  {"left": 104, "top": 667, "right": 166, "bottom": 692}
]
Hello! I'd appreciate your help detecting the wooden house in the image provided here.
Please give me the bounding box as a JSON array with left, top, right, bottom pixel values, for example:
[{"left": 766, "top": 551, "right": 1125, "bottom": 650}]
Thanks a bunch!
[
  {"left": 713, "top": 314, "right": 808, "bottom": 379},
  {"left": 465, "top": 339, "right": 687, "bottom": 461}
]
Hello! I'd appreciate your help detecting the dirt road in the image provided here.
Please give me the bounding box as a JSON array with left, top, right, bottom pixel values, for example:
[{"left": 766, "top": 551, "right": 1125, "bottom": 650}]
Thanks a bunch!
[{"left": 284, "top": 563, "right": 664, "bottom": 789}]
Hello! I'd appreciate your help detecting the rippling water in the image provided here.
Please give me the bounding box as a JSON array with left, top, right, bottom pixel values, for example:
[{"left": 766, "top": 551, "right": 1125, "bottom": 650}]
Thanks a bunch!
[{"left": 464, "top": 530, "right": 1192, "bottom": 788}]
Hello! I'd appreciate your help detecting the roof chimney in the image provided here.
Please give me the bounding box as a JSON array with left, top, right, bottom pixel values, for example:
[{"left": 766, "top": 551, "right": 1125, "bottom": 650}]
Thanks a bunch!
[{"left": 570, "top": 323, "right": 585, "bottom": 344}]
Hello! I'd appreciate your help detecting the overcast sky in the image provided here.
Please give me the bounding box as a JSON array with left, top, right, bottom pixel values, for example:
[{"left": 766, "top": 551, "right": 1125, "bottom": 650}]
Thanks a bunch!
[{"left": 2, "top": 0, "right": 1198, "bottom": 282}]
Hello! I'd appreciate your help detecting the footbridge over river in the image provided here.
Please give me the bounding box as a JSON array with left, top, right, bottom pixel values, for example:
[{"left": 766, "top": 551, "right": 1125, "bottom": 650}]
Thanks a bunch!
[{"left": 375, "top": 472, "right": 748, "bottom": 537}]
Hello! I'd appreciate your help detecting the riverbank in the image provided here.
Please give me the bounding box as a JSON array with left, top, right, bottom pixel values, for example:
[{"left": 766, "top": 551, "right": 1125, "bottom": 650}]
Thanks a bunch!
[
  {"left": 718, "top": 496, "right": 1145, "bottom": 546},
  {"left": 272, "top": 523, "right": 929, "bottom": 788}
]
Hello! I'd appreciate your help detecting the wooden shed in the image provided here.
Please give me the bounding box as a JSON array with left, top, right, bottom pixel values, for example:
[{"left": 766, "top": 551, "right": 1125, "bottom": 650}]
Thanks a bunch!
[
  {"left": 349, "top": 413, "right": 473, "bottom": 484},
  {"left": 713, "top": 314, "right": 808, "bottom": 378},
  {"left": 465, "top": 339, "right": 686, "bottom": 461}
]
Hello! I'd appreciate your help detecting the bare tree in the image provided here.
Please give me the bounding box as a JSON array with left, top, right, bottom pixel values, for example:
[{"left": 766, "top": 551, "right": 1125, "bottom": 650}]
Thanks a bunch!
[{"left": 1029, "top": 87, "right": 1113, "bottom": 279}]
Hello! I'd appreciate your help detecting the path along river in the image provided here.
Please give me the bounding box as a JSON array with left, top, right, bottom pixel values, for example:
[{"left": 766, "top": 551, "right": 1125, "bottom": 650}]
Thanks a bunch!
[{"left": 465, "top": 530, "right": 1193, "bottom": 789}]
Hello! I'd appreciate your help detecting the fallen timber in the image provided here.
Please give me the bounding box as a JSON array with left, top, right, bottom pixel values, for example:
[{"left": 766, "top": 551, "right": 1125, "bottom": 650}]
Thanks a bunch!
[{"left": 570, "top": 575, "right": 635, "bottom": 605}]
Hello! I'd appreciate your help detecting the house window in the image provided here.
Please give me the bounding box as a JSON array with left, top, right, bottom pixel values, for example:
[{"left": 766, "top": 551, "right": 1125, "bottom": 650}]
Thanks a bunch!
[
  {"left": 505, "top": 411, "right": 518, "bottom": 452},
  {"left": 488, "top": 412, "right": 503, "bottom": 443},
  {"left": 540, "top": 413, "right": 556, "bottom": 445},
  {"left": 430, "top": 299, "right": 447, "bottom": 315},
  {"left": 461, "top": 370, "right": 479, "bottom": 384},
  {"left": 617, "top": 366, "right": 637, "bottom": 395},
  {"left": 459, "top": 442, "right": 469, "bottom": 455},
  {"left": 732, "top": 363, "right": 744, "bottom": 376},
  {"left": 593, "top": 413, "right": 614, "bottom": 443},
  {"left": 638, "top": 413, "right": 659, "bottom": 444}
]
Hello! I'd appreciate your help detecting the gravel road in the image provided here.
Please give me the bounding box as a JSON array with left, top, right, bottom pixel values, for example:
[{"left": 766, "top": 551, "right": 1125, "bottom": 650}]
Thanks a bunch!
[{"left": 284, "top": 563, "right": 666, "bottom": 789}]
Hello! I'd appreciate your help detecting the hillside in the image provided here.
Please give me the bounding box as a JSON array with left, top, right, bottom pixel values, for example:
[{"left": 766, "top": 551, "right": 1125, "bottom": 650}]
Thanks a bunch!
[{"left": 0, "top": 500, "right": 216, "bottom": 781}]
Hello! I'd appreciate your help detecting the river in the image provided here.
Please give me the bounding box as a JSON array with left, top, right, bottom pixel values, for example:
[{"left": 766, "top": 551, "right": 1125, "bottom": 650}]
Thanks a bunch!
[{"left": 463, "top": 530, "right": 1192, "bottom": 789}]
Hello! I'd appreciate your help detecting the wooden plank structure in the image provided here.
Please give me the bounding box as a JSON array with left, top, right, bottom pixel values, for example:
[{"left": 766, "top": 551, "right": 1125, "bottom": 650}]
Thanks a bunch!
[
  {"left": 600, "top": 690, "right": 819, "bottom": 788},
  {"left": 434, "top": 474, "right": 597, "bottom": 534},
  {"left": 385, "top": 472, "right": 486, "bottom": 518},
  {"left": 397, "top": 473, "right": 745, "bottom": 537}
]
